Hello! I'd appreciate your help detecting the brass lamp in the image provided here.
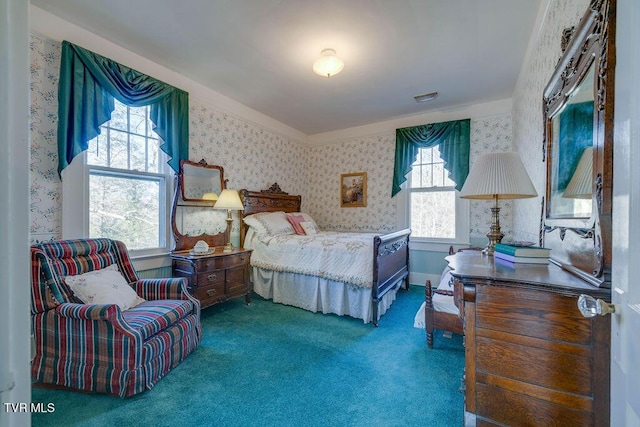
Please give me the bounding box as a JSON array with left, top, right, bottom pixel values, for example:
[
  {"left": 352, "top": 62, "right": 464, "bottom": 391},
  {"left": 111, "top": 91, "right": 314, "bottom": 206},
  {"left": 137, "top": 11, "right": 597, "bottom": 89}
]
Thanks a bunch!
[
  {"left": 459, "top": 152, "right": 537, "bottom": 255},
  {"left": 213, "top": 189, "right": 244, "bottom": 252}
]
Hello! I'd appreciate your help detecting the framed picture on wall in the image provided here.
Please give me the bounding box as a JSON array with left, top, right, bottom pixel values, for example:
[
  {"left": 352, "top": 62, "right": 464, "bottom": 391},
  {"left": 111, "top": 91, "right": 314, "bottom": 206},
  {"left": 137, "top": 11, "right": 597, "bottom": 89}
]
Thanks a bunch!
[{"left": 340, "top": 172, "right": 367, "bottom": 207}]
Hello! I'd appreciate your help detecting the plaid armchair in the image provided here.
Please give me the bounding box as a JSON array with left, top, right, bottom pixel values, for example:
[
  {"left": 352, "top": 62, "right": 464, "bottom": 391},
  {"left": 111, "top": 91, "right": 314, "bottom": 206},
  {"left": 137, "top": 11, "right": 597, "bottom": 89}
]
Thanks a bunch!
[{"left": 31, "top": 238, "right": 201, "bottom": 397}]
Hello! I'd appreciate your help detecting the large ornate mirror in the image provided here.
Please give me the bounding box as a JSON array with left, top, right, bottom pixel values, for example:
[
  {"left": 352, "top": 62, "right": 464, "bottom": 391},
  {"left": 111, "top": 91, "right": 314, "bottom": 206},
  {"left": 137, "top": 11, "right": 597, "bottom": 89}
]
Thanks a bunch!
[
  {"left": 542, "top": 0, "right": 614, "bottom": 287},
  {"left": 171, "top": 159, "right": 228, "bottom": 251}
]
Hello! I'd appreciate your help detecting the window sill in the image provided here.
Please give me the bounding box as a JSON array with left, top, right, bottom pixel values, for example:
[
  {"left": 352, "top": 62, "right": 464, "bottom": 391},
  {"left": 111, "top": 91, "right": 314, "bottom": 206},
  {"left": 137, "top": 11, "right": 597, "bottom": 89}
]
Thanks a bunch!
[
  {"left": 409, "top": 239, "right": 471, "bottom": 252},
  {"left": 130, "top": 251, "right": 172, "bottom": 271}
]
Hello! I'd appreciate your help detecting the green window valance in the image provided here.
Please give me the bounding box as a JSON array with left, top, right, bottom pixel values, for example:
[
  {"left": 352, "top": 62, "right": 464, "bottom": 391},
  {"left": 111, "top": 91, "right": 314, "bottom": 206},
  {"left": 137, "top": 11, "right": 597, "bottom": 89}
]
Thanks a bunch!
[
  {"left": 57, "top": 41, "right": 189, "bottom": 176},
  {"left": 392, "top": 119, "right": 470, "bottom": 197}
]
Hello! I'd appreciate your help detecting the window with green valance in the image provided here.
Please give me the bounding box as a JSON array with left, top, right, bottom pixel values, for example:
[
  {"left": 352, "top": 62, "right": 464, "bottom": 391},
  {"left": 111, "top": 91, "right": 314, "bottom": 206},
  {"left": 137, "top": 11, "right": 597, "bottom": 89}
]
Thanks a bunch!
[
  {"left": 392, "top": 119, "right": 470, "bottom": 197},
  {"left": 57, "top": 40, "right": 189, "bottom": 176}
]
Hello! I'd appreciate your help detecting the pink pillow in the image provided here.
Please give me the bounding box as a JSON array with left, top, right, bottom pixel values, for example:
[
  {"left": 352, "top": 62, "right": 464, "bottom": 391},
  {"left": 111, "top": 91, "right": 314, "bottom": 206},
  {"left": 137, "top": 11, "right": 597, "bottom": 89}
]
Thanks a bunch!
[{"left": 286, "top": 214, "right": 306, "bottom": 235}]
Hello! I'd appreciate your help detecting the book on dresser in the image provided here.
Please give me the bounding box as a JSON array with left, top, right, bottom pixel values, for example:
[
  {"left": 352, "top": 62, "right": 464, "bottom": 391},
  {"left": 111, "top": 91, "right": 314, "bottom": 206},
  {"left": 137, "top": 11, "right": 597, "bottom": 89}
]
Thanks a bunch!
[
  {"left": 493, "top": 243, "right": 551, "bottom": 257},
  {"left": 494, "top": 251, "right": 549, "bottom": 264}
]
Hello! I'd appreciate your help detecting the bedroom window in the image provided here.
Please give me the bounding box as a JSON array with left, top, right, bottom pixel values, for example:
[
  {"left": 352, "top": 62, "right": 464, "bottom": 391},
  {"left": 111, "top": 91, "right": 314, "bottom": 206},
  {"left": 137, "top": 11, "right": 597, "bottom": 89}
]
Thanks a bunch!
[
  {"left": 87, "top": 101, "right": 169, "bottom": 251},
  {"left": 409, "top": 146, "right": 467, "bottom": 242},
  {"left": 63, "top": 100, "right": 172, "bottom": 257}
]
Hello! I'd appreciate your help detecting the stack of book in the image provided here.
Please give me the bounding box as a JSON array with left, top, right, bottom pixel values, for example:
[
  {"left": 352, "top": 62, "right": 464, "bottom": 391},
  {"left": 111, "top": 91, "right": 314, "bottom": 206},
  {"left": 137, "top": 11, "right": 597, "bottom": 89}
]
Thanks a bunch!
[{"left": 493, "top": 243, "right": 551, "bottom": 264}]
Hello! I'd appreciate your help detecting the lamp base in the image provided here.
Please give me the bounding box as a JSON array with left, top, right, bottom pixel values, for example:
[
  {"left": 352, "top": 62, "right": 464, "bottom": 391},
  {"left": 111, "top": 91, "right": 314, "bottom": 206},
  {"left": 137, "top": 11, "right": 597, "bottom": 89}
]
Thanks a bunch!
[
  {"left": 222, "top": 243, "right": 234, "bottom": 253},
  {"left": 484, "top": 197, "right": 504, "bottom": 255}
]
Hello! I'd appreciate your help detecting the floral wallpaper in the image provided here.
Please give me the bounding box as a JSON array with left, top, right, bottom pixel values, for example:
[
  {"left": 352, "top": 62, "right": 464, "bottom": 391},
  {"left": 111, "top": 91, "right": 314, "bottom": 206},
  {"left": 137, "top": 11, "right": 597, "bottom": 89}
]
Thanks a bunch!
[
  {"left": 512, "top": 0, "right": 589, "bottom": 243},
  {"left": 29, "top": 33, "right": 514, "bottom": 249},
  {"left": 28, "top": 35, "right": 308, "bottom": 246},
  {"left": 30, "top": 35, "right": 62, "bottom": 244},
  {"left": 469, "top": 115, "right": 515, "bottom": 241},
  {"left": 306, "top": 115, "right": 514, "bottom": 238}
]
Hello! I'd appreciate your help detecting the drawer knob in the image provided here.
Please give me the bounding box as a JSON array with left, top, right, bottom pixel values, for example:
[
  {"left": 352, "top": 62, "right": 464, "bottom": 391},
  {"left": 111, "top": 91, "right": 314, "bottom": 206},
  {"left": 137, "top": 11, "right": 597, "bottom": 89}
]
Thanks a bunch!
[
  {"left": 206, "top": 289, "right": 217, "bottom": 297},
  {"left": 207, "top": 273, "right": 218, "bottom": 281},
  {"left": 578, "top": 294, "right": 616, "bottom": 317}
]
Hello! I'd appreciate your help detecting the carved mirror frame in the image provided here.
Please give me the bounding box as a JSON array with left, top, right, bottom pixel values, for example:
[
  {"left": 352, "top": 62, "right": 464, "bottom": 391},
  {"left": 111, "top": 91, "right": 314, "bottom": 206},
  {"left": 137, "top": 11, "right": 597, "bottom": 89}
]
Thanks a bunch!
[
  {"left": 542, "top": 0, "right": 615, "bottom": 287},
  {"left": 171, "top": 159, "right": 227, "bottom": 251}
]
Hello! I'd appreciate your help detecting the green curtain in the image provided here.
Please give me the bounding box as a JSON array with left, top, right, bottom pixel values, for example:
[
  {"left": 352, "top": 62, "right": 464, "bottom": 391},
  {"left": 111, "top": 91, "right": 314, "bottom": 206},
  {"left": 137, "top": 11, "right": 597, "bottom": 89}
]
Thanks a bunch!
[
  {"left": 57, "top": 41, "right": 189, "bottom": 176},
  {"left": 392, "top": 119, "right": 470, "bottom": 196}
]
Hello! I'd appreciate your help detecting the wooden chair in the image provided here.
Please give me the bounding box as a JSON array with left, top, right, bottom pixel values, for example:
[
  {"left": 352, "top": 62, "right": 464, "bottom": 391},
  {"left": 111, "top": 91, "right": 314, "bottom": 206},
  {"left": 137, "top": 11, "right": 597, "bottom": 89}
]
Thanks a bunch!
[{"left": 424, "top": 246, "right": 481, "bottom": 348}]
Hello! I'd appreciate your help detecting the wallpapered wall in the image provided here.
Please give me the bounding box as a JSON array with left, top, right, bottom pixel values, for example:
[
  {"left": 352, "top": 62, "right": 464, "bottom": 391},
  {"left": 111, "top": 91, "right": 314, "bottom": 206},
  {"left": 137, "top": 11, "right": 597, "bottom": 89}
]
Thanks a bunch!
[
  {"left": 511, "top": 0, "right": 590, "bottom": 242},
  {"left": 29, "top": 35, "right": 308, "bottom": 245},
  {"left": 30, "top": 34, "right": 514, "bottom": 256},
  {"left": 306, "top": 114, "right": 514, "bottom": 241}
]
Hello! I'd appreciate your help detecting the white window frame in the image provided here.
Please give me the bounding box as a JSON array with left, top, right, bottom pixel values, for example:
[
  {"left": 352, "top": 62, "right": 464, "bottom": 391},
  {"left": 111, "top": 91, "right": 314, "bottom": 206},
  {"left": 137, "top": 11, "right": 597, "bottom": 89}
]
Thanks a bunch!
[
  {"left": 62, "top": 145, "right": 174, "bottom": 272},
  {"left": 397, "top": 148, "right": 470, "bottom": 252}
]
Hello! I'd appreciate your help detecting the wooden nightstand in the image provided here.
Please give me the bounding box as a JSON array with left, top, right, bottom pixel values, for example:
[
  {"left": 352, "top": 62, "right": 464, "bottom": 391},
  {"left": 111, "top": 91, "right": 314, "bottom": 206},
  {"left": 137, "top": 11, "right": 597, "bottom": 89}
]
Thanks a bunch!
[{"left": 171, "top": 247, "right": 252, "bottom": 309}]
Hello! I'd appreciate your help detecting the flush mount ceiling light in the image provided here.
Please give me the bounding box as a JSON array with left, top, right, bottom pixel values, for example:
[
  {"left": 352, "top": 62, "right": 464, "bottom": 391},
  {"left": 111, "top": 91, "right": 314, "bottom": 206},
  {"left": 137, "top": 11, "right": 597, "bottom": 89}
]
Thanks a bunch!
[
  {"left": 414, "top": 92, "right": 439, "bottom": 103},
  {"left": 313, "top": 48, "right": 344, "bottom": 78}
]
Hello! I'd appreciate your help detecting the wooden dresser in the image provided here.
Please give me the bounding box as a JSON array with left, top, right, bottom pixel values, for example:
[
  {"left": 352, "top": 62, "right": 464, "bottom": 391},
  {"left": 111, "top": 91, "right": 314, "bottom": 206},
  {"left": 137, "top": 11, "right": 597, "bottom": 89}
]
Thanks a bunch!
[
  {"left": 447, "top": 252, "right": 610, "bottom": 427},
  {"left": 171, "top": 248, "right": 252, "bottom": 309}
]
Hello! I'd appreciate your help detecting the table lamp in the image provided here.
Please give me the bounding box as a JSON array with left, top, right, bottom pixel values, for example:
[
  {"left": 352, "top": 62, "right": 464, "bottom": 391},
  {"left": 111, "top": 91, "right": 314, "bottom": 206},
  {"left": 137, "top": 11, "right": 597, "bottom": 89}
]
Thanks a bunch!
[
  {"left": 459, "top": 152, "right": 537, "bottom": 255},
  {"left": 214, "top": 189, "right": 244, "bottom": 252}
]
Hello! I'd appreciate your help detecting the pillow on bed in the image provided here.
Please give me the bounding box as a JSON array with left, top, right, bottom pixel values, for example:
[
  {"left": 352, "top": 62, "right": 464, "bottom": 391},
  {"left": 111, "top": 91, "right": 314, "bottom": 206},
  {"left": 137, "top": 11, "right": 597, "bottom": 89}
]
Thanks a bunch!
[
  {"left": 243, "top": 211, "right": 295, "bottom": 241},
  {"left": 290, "top": 212, "right": 319, "bottom": 231},
  {"left": 300, "top": 221, "right": 318, "bottom": 235},
  {"left": 286, "top": 214, "right": 306, "bottom": 235}
]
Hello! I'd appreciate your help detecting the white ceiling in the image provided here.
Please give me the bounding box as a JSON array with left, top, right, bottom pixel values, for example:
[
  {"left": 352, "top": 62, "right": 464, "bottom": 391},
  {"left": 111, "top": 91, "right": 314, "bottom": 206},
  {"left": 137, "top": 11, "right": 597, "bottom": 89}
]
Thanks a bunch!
[{"left": 31, "top": 0, "right": 542, "bottom": 136}]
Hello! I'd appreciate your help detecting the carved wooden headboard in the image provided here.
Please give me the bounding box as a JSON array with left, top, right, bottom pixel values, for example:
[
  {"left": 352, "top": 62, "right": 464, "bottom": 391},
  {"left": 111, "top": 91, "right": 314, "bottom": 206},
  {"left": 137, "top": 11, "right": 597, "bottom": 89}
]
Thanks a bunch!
[{"left": 239, "top": 183, "right": 301, "bottom": 247}]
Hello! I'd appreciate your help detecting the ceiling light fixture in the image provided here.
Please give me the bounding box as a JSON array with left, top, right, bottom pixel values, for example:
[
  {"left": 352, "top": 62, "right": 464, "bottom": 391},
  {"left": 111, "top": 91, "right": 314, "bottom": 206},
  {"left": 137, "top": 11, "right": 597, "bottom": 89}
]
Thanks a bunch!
[
  {"left": 414, "top": 92, "right": 439, "bottom": 103},
  {"left": 313, "top": 49, "right": 344, "bottom": 78}
]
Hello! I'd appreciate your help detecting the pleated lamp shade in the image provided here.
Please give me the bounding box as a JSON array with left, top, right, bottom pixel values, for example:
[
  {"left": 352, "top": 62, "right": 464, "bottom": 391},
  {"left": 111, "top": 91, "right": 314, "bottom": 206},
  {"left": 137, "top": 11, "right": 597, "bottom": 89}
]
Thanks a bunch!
[
  {"left": 460, "top": 152, "right": 538, "bottom": 200},
  {"left": 563, "top": 148, "right": 593, "bottom": 199}
]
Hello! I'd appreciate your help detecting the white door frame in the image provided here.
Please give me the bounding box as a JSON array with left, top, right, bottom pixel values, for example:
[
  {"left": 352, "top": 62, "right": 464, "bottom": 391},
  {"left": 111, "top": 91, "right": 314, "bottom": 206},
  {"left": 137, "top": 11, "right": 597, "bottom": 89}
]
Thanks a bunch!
[
  {"left": 0, "top": 0, "right": 32, "bottom": 426},
  {"left": 611, "top": 0, "right": 640, "bottom": 424}
]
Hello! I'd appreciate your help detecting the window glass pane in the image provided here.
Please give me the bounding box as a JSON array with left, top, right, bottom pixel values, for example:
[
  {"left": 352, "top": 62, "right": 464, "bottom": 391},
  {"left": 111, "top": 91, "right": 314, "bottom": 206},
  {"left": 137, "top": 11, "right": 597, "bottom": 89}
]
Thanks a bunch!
[
  {"left": 108, "top": 129, "right": 129, "bottom": 169},
  {"left": 433, "top": 161, "right": 445, "bottom": 187},
  {"left": 129, "top": 134, "right": 147, "bottom": 171},
  {"left": 129, "top": 106, "right": 147, "bottom": 135},
  {"left": 87, "top": 132, "right": 108, "bottom": 167},
  {"left": 410, "top": 164, "right": 421, "bottom": 186},
  {"left": 147, "top": 139, "right": 161, "bottom": 173},
  {"left": 110, "top": 102, "right": 128, "bottom": 131},
  {"left": 410, "top": 190, "right": 456, "bottom": 239},
  {"left": 89, "top": 172, "right": 162, "bottom": 250},
  {"left": 421, "top": 163, "right": 433, "bottom": 187}
]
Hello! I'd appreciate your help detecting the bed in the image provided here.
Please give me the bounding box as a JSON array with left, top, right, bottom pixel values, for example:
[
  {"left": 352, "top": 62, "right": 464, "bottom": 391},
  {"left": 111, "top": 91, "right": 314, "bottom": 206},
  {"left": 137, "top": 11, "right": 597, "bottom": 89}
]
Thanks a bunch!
[{"left": 239, "top": 184, "right": 411, "bottom": 326}]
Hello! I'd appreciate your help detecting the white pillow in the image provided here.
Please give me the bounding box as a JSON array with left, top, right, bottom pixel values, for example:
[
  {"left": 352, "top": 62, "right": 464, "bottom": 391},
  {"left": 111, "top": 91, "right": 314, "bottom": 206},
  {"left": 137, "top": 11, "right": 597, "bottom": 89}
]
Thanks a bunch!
[
  {"left": 243, "top": 211, "right": 295, "bottom": 241},
  {"left": 300, "top": 221, "right": 318, "bottom": 235},
  {"left": 65, "top": 264, "right": 145, "bottom": 311}
]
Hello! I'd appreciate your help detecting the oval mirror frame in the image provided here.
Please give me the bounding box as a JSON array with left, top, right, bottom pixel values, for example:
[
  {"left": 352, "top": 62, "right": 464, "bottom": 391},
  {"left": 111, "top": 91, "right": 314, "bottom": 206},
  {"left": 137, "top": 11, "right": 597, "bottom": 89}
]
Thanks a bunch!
[
  {"left": 541, "top": 0, "right": 615, "bottom": 288},
  {"left": 171, "top": 159, "right": 228, "bottom": 251}
]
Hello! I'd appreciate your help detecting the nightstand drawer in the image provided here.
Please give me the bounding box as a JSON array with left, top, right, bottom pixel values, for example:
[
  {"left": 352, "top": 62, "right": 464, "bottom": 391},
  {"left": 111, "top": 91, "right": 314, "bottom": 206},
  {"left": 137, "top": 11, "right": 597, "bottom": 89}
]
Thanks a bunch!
[
  {"left": 195, "top": 282, "right": 225, "bottom": 306},
  {"left": 222, "top": 253, "right": 249, "bottom": 268},
  {"left": 196, "top": 270, "right": 225, "bottom": 287}
]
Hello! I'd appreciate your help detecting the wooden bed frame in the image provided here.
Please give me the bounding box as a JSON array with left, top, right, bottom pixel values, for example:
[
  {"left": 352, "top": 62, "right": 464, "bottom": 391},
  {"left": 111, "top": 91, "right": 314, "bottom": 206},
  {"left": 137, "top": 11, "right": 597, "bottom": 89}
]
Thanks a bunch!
[{"left": 239, "top": 184, "right": 411, "bottom": 326}]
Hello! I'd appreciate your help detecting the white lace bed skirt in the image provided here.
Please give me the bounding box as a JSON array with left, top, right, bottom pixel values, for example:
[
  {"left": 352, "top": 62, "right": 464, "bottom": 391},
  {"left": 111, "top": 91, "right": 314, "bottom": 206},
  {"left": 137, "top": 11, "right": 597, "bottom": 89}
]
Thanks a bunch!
[{"left": 251, "top": 266, "right": 398, "bottom": 324}]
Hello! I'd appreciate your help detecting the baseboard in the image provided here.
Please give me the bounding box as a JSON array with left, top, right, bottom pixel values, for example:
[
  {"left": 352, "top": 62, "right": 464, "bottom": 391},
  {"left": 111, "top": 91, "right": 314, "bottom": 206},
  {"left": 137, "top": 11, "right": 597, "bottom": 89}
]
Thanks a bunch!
[{"left": 410, "top": 272, "right": 442, "bottom": 287}]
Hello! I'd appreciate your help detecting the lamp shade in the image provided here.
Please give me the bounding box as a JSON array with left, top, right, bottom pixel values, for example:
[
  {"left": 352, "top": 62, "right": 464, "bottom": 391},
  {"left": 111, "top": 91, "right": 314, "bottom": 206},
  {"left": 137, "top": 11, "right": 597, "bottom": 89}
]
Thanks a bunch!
[
  {"left": 563, "top": 147, "right": 593, "bottom": 199},
  {"left": 213, "top": 189, "right": 244, "bottom": 210},
  {"left": 460, "top": 152, "right": 537, "bottom": 200}
]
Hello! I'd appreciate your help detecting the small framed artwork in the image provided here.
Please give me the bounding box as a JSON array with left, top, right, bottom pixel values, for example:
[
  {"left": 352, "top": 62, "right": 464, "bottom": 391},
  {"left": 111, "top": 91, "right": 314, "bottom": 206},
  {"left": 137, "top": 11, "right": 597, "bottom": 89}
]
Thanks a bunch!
[{"left": 340, "top": 172, "right": 367, "bottom": 207}]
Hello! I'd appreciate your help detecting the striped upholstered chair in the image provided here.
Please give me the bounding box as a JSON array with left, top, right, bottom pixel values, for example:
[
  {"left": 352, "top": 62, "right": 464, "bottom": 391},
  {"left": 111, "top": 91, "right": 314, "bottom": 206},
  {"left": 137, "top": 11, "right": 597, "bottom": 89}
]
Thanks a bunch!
[{"left": 31, "top": 238, "right": 201, "bottom": 397}]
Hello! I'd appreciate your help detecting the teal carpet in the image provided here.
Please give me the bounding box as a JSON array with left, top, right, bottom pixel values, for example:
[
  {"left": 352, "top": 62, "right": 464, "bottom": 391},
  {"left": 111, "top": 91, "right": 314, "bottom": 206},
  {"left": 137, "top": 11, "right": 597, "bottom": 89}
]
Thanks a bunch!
[{"left": 32, "top": 286, "right": 464, "bottom": 427}]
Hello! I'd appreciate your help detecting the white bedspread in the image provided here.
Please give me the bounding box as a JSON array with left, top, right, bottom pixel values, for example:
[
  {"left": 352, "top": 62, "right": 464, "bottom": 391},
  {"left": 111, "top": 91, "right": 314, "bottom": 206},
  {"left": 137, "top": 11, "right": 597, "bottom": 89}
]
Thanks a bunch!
[{"left": 246, "top": 231, "right": 377, "bottom": 289}]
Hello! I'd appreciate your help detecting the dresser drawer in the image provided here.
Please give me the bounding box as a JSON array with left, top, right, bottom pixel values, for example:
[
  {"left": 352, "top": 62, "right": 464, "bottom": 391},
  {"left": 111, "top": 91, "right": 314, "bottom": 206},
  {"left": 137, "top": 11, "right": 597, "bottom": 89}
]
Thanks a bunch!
[
  {"left": 195, "top": 282, "right": 226, "bottom": 307},
  {"left": 193, "top": 253, "right": 248, "bottom": 272},
  {"left": 196, "top": 270, "right": 225, "bottom": 288},
  {"left": 475, "top": 285, "right": 591, "bottom": 345}
]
